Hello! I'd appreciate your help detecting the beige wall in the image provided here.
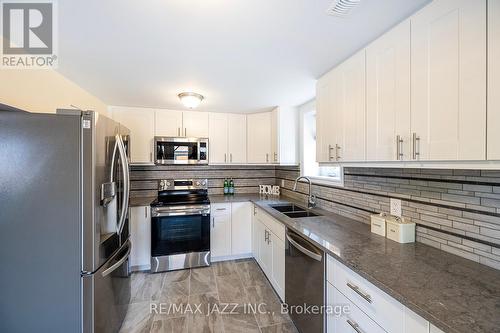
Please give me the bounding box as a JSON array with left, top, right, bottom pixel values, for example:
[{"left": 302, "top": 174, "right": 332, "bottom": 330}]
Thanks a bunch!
[{"left": 0, "top": 38, "right": 107, "bottom": 115}]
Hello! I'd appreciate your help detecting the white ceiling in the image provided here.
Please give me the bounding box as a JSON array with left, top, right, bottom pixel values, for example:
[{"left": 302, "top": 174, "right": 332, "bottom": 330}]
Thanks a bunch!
[{"left": 57, "top": 0, "right": 430, "bottom": 113}]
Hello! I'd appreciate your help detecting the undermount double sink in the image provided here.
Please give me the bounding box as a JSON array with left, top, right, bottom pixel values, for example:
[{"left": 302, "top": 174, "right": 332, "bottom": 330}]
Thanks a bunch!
[{"left": 270, "top": 204, "right": 321, "bottom": 218}]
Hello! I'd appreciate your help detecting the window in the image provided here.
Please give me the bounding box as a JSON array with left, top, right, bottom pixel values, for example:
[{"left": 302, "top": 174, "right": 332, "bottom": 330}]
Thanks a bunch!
[{"left": 300, "top": 102, "right": 343, "bottom": 185}]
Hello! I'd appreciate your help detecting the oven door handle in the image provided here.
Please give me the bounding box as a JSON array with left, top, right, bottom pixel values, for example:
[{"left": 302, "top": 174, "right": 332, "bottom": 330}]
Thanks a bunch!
[
  {"left": 286, "top": 232, "right": 322, "bottom": 262},
  {"left": 153, "top": 210, "right": 210, "bottom": 217}
]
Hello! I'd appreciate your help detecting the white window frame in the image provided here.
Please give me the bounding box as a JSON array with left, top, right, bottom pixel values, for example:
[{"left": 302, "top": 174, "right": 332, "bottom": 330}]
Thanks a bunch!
[{"left": 298, "top": 100, "right": 344, "bottom": 187}]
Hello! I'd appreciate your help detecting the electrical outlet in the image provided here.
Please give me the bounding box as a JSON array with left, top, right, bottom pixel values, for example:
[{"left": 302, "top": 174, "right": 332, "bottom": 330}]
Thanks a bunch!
[{"left": 390, "top": 198, "right": 402, "bottom": 217}]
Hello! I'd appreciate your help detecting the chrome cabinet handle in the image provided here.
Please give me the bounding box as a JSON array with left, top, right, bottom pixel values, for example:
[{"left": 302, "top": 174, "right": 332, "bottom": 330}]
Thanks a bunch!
[
  {"left": 266, "top": 153, "right": 269, "bottom": 163},
  {"left": 346, "top": 319, "right": 365, "bottom": 333},
  {"left": 212, "top": 217, "right": 215, "bottom": 228},
  {"left": 335, "top": 144, "right": 341, "bottom": 161},
  {"left": 328, "top": 144, "right": 334, "bottom": 161},
  {"left": 274, "top": 152, "right": 277, "bottom": 162},
  {"left": 346, "top": 282, "right": 372, "bottom": 304},
  {"left": 396, "top": 135, "right": 404, "bottom": 160},
  {"left": 412, "top": 132, "right": 420, "bottom": 160},
  {"left": 230, "top": 153, "right": 233, "bottom": 163},
  {"left": 216, "top": 208, "right": 226, "bottom": 211},
  {"left": 178, "top": 127, "right": 180, "bottom": 136},
  {"left": 224, "top": 153, "right": 227, "bottom": 163},
  {"left": 145, "top": 207, "right": 148, "bottom": 218},
  {"left": 184, "top": 128, "right": 187, "bottom": 137}
]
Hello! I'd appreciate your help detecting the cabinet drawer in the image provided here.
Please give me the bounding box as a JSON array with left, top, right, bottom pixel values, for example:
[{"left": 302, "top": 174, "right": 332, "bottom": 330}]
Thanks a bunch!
[
  {"left": 332, "top": 259, "right": 404, "bottom": 333},
  {"left": 255, "top": 207, "right": 285, "bottom": 241},
  {"left": 327, "top": 283, "right": 386, "bottom": 333},
  {"left": 212, "top": 203, "right": 231, "bottom": 216}
]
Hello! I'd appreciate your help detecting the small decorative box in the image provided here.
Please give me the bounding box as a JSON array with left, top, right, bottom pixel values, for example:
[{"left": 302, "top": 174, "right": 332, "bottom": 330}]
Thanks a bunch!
[
  {"left": 370, "top": 213, "right": 387, "bottom": 236},
  {"left": 385, "top": 216, "right": 415, "bottom": 244}
]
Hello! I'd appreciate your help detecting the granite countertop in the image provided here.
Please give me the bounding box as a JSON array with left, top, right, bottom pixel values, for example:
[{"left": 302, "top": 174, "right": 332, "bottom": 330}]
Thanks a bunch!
[
  {"left": 129, "top": 196, "right": 156, "bottom": 207},
  {"left": 250, "top": 196, "right": 500, "bottom": 333},
  {"left": 129, "top": 194, "right": 500, "bottom": 332}
]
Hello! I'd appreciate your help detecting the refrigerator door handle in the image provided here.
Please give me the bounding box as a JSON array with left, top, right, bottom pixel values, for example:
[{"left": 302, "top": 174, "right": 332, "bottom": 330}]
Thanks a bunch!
[
  {"left": 116, "top": 135, "right": 130, "bottom": 236},
  {"left": 100, "top": 137, "right": 120, "bottom": 206},
  {"left": 101, "top": 240, "right": 131, "bottom": 277}
]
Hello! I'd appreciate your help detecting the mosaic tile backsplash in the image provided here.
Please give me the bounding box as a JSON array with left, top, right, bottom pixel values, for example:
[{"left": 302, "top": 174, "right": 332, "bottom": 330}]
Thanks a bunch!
[{"left": 131, "top": 164, "right": 500, "bottom": 270}]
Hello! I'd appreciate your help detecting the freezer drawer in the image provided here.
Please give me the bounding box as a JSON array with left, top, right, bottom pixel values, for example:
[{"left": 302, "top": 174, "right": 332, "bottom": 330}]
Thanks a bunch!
[{"left": 84, "top": 240, "right": 131, "bottom": 333}]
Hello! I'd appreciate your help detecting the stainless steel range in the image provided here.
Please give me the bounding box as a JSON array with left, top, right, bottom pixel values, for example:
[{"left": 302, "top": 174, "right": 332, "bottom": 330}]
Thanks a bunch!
[{"left": 150, "top": 179, "right": 211, "bottom": 272}]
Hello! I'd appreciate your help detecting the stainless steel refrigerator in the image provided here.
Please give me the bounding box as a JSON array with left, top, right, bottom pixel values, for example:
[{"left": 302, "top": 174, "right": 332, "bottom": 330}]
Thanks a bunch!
[{"left": 0, "top": 108, "right": 132, "bottom": 333}]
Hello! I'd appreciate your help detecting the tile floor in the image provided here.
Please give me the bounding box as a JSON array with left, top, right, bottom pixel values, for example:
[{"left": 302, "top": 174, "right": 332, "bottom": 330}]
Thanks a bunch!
[{"left": 119, "top": 258, "right": 299, "bottom": 333}]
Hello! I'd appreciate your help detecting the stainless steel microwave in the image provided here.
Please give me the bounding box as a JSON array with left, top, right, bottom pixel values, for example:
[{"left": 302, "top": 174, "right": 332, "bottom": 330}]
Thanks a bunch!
[{"left": 154, "top": 137, "right": 209, "bottom": 165}]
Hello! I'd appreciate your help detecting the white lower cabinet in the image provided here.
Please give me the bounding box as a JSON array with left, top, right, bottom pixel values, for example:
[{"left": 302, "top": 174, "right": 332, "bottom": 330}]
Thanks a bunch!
[
  {"left": 211, "top": 202, "right": 253, "bottom": 260},
  {"left": 327, "top": 254, "right": 437, "bottom": 333},
  {"left": 210, "top": 203, "right": 232, "bottom": 258},
  {"left": 270, "top": 232, "right": 285, "bottom": 300},
  {"left": 252, "top": 206, "right": 285, "bottom": 301},
  {"left": 231, "top": 202, "right": 252, "bottom": 255},
  {"left": 129, "top": 206, "right": 151, "bottom": 271},
  {"left": 430, "top": 325, "right": 446, "bottom": 333},
  {"left": 327, "top": 284, "right": 386, "bottom": 333}
]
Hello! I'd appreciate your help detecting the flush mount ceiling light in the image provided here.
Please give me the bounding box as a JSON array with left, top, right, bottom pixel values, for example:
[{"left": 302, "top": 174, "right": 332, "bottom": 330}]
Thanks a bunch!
[
  {"left": 326, "top": 0, "right": 361, "bottom": 17},
  {"left": 178, "top": 92, "right": 204, "bottom": 109}
]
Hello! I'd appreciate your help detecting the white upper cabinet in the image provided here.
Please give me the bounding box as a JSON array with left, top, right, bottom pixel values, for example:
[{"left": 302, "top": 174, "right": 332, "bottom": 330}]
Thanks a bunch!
[
  {"left": 274, "top": 107, "right": 299, "bottom": 165},
  {"left": 316, "top": 70, "right": 341, "bottom": 163},
  {"left": 366, "top": 20, "right": 411, "bottom": 161},
  {"left": 209, "top": 113, "right": 247, "bottom": 164},
  {"left": 155, "top": 110, "right": 183, "bottom": 137},
  {"left": 411, "top": 0, "right": 487, "bottom": 160},
  {"left": 208, "top": 112, "right": 229, "bottom": 163},
  {"left": 247, "top": 111, "right": 273, "bottom": 163},
  {"left": 110, "top": 106, "right": 155, "bottom": 164},
  {"left": 488, "top": 0, "right": 500, "bottom": 160},
  {"left": 337, "top": 50, "right": 366, "bottom": 162},
  {"left": 227, "top": 113, "right": 247, "bottom": 164},
  {"left": 182, "top": 111, "right": 209, "bottom": 137}
]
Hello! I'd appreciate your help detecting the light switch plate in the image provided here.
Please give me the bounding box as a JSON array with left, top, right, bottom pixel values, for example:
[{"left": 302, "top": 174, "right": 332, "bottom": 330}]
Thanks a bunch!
[{"left": 390, "top": 198, "right": 402, "bottom": 217}]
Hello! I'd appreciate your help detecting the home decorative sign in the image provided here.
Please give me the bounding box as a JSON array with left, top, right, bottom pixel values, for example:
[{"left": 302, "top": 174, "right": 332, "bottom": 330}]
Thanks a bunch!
[{"left": 259, "top": 185, "right": 280, "bottom": 196}]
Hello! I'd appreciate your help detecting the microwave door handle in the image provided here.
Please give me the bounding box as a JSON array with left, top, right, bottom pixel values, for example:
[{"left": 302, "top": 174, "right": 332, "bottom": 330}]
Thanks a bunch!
[
  {"left": 197, "top": 142, "right": 201, "bottom": 161},
  {"left": 116, "top": 135, "right": 130, "bottom": 236}
]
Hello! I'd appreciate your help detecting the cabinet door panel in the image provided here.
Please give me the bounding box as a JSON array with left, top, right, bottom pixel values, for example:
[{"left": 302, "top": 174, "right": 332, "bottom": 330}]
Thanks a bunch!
[
  {"left": 227, "top": 113, "right": 247, "bottom": 164},
  {"left": 271, "top": 233, "right": 285, "bottom": 301},
  {"left": 111, "top": 107, "right": 154, "bottom": 164},
  {"left": 411, "top": 0, "right": 486, "bottom": 160},
  {"left": 367, "top": 20, "right": 411, "bottom": 161},
  {"left": 231, "top": 202, "right": 252, "bottom": 255},
  {"left": 155, "top": 110, "right": 183, "bottom": 137},
  {"left": 488, "top": 0, "right": 500, "bottom": 160},
  {"left": 316, "top": 72, "right": 340, "bottom": 163},
  {"left": 129, "top": 206, "right": 151, "bottom": 270},
  {"left": 183, "top": 111, "right": 209, "bottom": 137},
  {"left": 247, "top": 112, "right": 272, "bottom": 163},
  {"left": 211, "top": 212, "right": 231, "bottom": 258},
  {"left": 259, "top": 226, "right": 272, "bottom": 277},
  {"left": 338, "top": 51, "right": 366, "bottom": 161},
  {"left": 208, "top": 113, "right": 228, "bottom": 164}
]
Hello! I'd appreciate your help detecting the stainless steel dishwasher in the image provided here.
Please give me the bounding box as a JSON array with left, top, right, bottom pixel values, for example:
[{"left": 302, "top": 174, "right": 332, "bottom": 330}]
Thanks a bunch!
[{"left": 285, "top": 228, "right": 325, "bottom": 333}]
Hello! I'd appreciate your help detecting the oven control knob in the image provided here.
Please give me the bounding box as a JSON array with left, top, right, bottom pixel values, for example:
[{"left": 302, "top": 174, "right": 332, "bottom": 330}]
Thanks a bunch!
[
  {"left": 201, "top": 181, "right": 206, "bottom": 186},
  {"left": 195, "top": 181, "right": 200, "bottom": 186},
  {"left": 166, "top": 181, "right": 171, "bottom": 187}
]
